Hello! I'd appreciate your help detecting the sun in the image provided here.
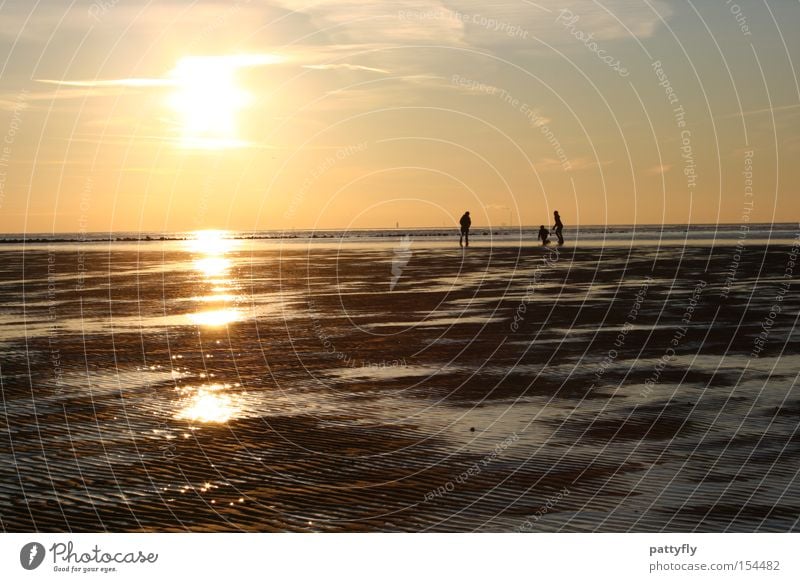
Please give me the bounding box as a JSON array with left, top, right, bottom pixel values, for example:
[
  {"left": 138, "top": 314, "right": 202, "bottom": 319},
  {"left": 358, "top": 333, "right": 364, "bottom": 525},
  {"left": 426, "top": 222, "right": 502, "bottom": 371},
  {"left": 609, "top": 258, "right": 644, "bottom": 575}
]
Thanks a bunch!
[
  {"left": 167, "top": 57, "right": 249, "bottom": 149},
  {"left": 185, "top": 229, "right": 239, "bottom": 255}
]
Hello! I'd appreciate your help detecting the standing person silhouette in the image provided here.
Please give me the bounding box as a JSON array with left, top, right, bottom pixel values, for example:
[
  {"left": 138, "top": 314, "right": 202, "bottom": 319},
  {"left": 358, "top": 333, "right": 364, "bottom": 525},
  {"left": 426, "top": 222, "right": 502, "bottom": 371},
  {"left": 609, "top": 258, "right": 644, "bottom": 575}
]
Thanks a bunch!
[
  {"left": 553, "top": 210, "right": 564, "bottom": 245},
  {"left": 459, "top": 211, "right": 471, "bottom": 247}
]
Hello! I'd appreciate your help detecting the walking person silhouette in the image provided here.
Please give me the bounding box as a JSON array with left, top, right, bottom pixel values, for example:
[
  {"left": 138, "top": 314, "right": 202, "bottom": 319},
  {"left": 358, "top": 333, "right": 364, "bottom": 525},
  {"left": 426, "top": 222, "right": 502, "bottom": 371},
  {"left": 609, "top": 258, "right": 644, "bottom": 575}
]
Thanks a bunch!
[
  {"left": 459, "top": 211, "right": 471, "bottom": 247},
  {"left": 553, "top": 210, "right": 564, "bottom": 245}
]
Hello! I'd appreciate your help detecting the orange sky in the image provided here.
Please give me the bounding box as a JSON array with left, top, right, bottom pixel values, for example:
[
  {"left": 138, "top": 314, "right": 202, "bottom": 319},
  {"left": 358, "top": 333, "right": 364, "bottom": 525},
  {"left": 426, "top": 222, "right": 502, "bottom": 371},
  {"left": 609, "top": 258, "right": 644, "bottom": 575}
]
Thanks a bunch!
[{"left": 0, "top": 1, "right": 799, "bottom": 232}]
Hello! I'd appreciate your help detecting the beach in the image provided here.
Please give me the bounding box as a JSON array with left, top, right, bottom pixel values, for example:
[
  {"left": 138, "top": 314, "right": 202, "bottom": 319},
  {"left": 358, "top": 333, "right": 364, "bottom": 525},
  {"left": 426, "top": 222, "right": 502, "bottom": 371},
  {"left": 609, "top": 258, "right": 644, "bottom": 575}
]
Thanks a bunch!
[{"left": 1, "top": 228, "right": 799, "bottom": 532}]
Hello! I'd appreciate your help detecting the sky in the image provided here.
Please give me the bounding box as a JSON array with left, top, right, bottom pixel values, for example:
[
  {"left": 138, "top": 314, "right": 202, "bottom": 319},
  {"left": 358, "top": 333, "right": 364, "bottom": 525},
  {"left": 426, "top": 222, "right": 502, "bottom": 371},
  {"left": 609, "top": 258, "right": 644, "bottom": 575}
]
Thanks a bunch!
[{"left": 0, "top": 0, "right": 799, "bottom": 232}]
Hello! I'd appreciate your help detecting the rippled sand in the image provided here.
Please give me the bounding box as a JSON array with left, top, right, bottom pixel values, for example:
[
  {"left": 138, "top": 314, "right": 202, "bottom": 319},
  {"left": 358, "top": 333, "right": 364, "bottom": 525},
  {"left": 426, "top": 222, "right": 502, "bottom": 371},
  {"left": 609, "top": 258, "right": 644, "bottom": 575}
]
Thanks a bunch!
[{"left": 1, "top": 237, "right": 798, "bottom": 531}]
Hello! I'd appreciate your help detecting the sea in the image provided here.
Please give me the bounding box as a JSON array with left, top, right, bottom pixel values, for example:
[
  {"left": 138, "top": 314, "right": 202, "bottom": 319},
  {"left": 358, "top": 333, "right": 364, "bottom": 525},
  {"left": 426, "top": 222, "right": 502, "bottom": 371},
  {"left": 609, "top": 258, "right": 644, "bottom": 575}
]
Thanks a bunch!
[
  {"left": 1, "top": 223, "right": 798, "bottom": 532},
  {"left": 1, "top": 222, "right": 798, "bottom": 246}
]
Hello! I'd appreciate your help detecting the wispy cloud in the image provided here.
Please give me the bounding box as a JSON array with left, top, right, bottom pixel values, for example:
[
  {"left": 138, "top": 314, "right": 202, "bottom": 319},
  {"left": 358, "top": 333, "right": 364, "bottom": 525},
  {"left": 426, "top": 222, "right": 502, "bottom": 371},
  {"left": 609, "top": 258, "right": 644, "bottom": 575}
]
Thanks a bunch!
[
  {"left": 303, "top": 63, "right": 390, "bottom": 74},
  {"left": 546, "top": 0, "right": 672, "bottom": 41},
  {"left": 646, "top": 164, "right": 672, "bottom": 175},
  {"left": 35, "top": 78, "right": 175, "bottom": 88},
  {"left": 34, "top": 53, "right": 286, "bottom": 91},
  {"left": 534, "top": 156, "right": 611, "bottom": 172},
  {"left": 174, "top": 53, "right": 286, "bottom": 69},
  {"left": 272, "top": 0, "right": 672, "bottom": 50},
  {"left": 0, "top": 88, "right": 133, "bottom": 110},
  {"left": 716, "top": 103, "right": 800, "bottom": 120}
]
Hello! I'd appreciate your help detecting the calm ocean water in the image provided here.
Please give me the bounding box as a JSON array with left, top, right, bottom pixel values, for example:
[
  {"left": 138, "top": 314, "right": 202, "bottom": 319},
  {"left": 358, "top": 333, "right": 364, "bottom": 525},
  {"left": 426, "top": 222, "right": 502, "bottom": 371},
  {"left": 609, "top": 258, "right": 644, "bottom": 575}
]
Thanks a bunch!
[
  {"left": 2, "top": 222, "right": 798, "bottom": 245},
  {"left": 1, "top": 226, "right": 799, "bottom": 531}
]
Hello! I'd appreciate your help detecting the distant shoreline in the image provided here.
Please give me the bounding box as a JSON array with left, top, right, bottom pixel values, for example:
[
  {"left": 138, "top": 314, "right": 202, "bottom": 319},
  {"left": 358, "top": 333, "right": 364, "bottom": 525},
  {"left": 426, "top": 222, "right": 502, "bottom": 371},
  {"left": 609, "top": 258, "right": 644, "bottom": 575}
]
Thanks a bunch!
[{"left": 0, "top": 222, "right": 797, "bottom": 245}]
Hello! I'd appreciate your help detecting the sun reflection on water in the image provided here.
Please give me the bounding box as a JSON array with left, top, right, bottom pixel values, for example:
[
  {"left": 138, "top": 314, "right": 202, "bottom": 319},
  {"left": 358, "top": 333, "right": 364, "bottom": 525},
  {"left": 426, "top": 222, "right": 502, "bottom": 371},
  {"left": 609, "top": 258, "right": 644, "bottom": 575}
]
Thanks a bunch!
[
  {"left": 188, "top": 308, "right": 242, "bottom": 327},
  {"left": 185, "top": 230, "right": 240, "bottom": 259},
  {"left": 185, "top": 230, "right": 245, "bottom": 327},
  {"left": 193, "top": 293, "right": 237, "bottom": 303},
  {"left": 193, "top": 256, "right": 232, "bottom": 278},
  {"left": 176, "top": 384, "right": 239, "bottom": 423}
]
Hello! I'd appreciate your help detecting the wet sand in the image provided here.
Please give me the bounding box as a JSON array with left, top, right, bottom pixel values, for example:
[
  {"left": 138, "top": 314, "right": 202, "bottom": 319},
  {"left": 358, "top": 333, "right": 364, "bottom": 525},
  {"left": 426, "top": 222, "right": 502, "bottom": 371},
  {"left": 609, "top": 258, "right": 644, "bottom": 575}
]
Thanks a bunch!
[{"left": 1, "top": 238, "right": 799, "bottom": 531}]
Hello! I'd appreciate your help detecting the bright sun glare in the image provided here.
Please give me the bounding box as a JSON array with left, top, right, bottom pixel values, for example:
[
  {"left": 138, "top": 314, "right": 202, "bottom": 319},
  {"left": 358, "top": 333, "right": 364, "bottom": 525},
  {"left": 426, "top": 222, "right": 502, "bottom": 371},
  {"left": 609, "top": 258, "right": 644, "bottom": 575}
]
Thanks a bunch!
[
  {"left": 185, "top": 230, "right": 245, "bottom": 327},
  {"left": 186, "top": 229, "right": 238, "bottom": 256},
  {"left": 166, "top": 55, "right": 281, "bottom": 149},
  {"left": 188, "top": 308, "right": 241, "bottom": 327},
  {"left": 176, "top": 384, "right": 238, "bottom": 423}
]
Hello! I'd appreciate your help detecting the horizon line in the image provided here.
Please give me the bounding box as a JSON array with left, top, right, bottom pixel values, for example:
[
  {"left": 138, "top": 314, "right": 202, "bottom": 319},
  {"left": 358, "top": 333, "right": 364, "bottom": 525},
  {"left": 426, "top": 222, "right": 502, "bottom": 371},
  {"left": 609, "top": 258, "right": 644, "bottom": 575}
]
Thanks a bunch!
[{"left": 1, "top": 221, "right": 798, "bottom": 236}]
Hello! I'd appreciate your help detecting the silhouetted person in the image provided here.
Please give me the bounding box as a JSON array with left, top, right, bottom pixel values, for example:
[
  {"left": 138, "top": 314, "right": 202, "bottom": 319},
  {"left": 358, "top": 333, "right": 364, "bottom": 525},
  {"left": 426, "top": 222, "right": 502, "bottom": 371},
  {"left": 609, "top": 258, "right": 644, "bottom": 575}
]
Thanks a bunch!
[
  {"left": 459, "top": 211, "right": 471, "bottom": 247},
  {"left": 537, "top": 225, "right": 551, "bottom": 245},
  {"left": 553, "top": 210, "right": 564, "bottom": 245}
]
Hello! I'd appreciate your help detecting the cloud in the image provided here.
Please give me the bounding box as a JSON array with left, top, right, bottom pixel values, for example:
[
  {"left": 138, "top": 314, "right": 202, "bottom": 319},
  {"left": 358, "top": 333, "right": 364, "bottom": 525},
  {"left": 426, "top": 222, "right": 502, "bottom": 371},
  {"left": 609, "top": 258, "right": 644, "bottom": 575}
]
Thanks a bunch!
[
  {"left": 545, "top": 0, "right": 673, "bottom": 41},
  {"left": 0, "top": 88, "right": 134, "bottom": 109},
  {"left": 310, "top": 74, "right": 470, "bottom": 111},
  {"left": 272, "top": 0, "right": 672, "bottom": 50},
  {"left": 646, "top": 164, "right": 672, "bottom": 175},
  {"left": 35, "top": 78, "right": 176, "bottom": 88},
  {"left": 278, "top": 1, "right": 466, "bottom": 44},
  {"left": 303, "top": 63, "right": 390, "bottom": 74},
  {"left": 533, "top": 156, "right": 611, "bottom": 172},
  {"left": 716, "top": 103, "right": 800, "bottom": 120},
  {"left": 35, "top": 53, "right": 286, "bottom": 88},
  {"left": 30, "top": 53, "right": 287, "bottom": 107},
  {"left": 0, "top": 1, "right": 278, "bottom": 44},
  {"left": 174, "top": 53, "right": 287, "bottom": 69}
]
